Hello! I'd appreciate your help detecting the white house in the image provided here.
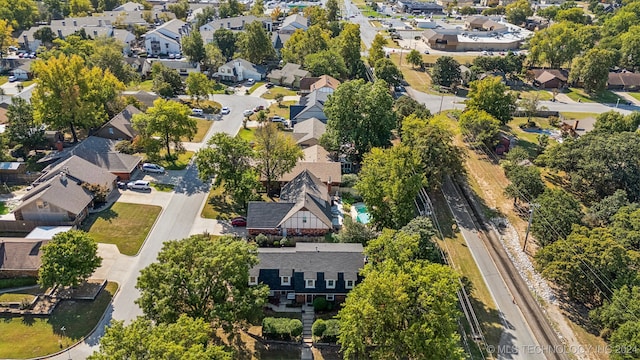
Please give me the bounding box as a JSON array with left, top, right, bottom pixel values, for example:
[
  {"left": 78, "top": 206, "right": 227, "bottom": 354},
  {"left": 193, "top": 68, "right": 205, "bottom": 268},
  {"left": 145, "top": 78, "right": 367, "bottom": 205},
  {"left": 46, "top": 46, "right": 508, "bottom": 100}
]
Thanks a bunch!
[
  {"left": 144, "top": 19, "right": 190, "bottom": 56},
  {"left": 199, "top": 15, "right": 272, "bottom": 32},
  {"left": 113, "top": 29, "right": 136, "bottom": 55},
  {"left": 215, "top": 58, "right": 265, "bottom": 82},
  {"left": 12, "top": 62, "right": 32, "bottom": 80},
  {"left": 279, "top": 14, "right": 308, "bottom": 34}
]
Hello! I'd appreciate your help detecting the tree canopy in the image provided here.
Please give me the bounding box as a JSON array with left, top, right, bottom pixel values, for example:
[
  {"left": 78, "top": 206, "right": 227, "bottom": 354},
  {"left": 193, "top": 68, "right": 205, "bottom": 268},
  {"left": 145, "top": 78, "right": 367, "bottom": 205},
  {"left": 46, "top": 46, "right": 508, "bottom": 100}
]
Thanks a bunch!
[
  {"left": 458, "top": 109, "right": 501, "bottom": 147},
  {"left": 504, "top": 165, "right": 545, "bottom": 205},
  {"left": 531, "top": 188, "right": 583, "bottom": 246},
  {"left": 465, "top": 76, "right": 516, "bottom": 124},
  {"left": 181, "top": 30, "right": 206, "bottom": 64},
  {"left": 151, "top": 62, "right": 184, "bottom": 98},
  {"left": 569, "top": 48, "right": 615, "bottom": 94},
  {"left": 7, "top": 97, "right": 45, "bottom": 156},
  {"left": 368, "top": 33, "right": 387, "bottom": 66},
  {"left": 136, "top": 235, "right": 269, "bottom": 331},
  {"left": 253, "top": 122, "right": 304, "bottom": 195},
  {"left": 237, "top": 21, "right": 276, "bottom": 64},
  {"left": 374, "top": 58, "right": 403, "bottom": 87},
  {"left": 527, "top": 22, "right": 581, "bottom": 68},
  {"left": 39, "top": 230, "right": 102, "bottom": 288},
  {"left": 505, "top": 0, "right": 533, "bottom": 25},
  {"left": 431, "top": 56, "right": 461, "bottom": 88},
  {"left": 281, "top": 25, "right": 330, "bottom": 65}
]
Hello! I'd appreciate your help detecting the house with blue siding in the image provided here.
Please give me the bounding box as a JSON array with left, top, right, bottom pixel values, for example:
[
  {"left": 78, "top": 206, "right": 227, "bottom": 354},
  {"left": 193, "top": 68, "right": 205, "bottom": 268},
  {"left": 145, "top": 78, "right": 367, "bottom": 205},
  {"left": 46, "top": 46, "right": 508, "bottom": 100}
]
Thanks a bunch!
[{"left": 250, "top": 243, "right": 364, "bottom": 305}]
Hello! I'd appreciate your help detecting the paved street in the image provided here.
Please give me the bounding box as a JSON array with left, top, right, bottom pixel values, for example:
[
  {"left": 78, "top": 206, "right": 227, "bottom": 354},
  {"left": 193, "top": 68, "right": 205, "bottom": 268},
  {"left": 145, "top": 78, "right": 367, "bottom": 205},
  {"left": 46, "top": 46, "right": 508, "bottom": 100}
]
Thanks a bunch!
[{"left": 48, "top": 94, "right": 250, "bottom": 359}]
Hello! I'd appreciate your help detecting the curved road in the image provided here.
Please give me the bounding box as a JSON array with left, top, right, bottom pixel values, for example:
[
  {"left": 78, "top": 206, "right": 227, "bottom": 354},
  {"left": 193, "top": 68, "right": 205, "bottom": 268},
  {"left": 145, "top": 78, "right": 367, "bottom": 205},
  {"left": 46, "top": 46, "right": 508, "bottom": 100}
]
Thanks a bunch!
[{"left": 49, "top": 94, "right": 269, "bottom": 360}]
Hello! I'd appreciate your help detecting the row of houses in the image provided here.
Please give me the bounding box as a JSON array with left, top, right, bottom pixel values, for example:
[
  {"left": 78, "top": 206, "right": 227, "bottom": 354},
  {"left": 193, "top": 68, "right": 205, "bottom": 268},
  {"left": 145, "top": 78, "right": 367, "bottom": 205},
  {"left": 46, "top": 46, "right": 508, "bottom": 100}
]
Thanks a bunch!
[{"left": 528, "top": 69, "right": 640, "bottom": 91}]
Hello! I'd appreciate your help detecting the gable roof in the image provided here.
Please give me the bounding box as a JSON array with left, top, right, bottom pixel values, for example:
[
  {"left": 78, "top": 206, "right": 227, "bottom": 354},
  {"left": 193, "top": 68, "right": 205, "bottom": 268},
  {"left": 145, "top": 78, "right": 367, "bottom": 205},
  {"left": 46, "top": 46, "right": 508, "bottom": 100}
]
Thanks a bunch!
[
  {"left": 530, "top": 69, "right": 568, "bottom": 83},
  {"left": 98, "top": 104, "right": 141, "bottom": 140},
  {"left": 302, "top": 145, "right": 331, "bottom": 162},
  {"left": 155, "top": 18, "right": 188, "bottom": 36},
  {"left": 200, "top": 15, "right": 268, "bottom": 31},
  {"left": 268, "top": 63, "right": 310, "bottom": 85},
  {"left": 124, "top": 91, "right": 159, "bottom": 108},
  {"left": 280, "top": 169, "right": 329, "bottom": 203},
  {"left": 310, "top": 75, "right": 340, "bottom": 92},
  {"left": 250, "top": 243, "right": 364, "bottom": 280},
  {"left": 280, "top": 14, "right": 309, "bottom": 30},
  {"left": 36, "top": 155, "right": 117, "bottom": 189},
  {"left": 293, "top": 117, "right": 326, "bottom": 145},
  {"left": 16, "top": 175, "right": 94, "bottom": 215},
  {"left": 221, "top": 58, "right": 265, "bottom": 74},
  {"left": 246, "top": 202, "right": 296, "bottom": 229},
  {"left": 278, "top": 161, "right": 341, "bottom": 185},
  {"left": 0, "top": 239, "right": 49, "bottom": 271},
  {"left": 37, "top": 136, "right": 141, "bottom": 173},
  {"left": 608, "top": 71, "right": 640, "bottom": 87},
  {"left": 292, "top": 89, "right": 330, "bottom": 121}
]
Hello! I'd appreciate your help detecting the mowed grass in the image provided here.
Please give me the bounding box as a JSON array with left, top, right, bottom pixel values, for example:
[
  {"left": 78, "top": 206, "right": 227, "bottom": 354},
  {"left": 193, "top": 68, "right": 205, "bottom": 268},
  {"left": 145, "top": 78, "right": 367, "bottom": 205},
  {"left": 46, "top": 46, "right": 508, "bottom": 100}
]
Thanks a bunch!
[
  {"left": 82, "top": 203, "right": 161, "bottom": 256},
  {"left": 266, "top": 100, "right": 296, "bottom": 119},
  {"left": 183, "top": 118, "right": 213, "bottom": 143},
  {"left": 565, "top": 88, "right": 622, "bottom": 104},
  {"left": 506, "top": 117, "right": 553, "bottom": 157},
  {"left": 431, "top": 191, "right": 503, "bottom": 356},
  {"left": 0, "top": 76, "right": 7, "bottom": 85},
  {"left": 389, "top": 53, "right": 433, "bottom": 92},
  {"left": 0, "top": 201, "right": 8, "bottom": 215},
  {"left": 629, "top": 92, "right": 640, "bottom": 102},
  {"left": 156, "top": 151, "right": 194, "bottom": 170},
  {"left": 519, "top": 89, "right": 553, "bottom": 101},
  {"left": 0, "top": 282, "right": 117, "bottom": 359},
  {"left": 201, "top": 184, "right": 244, "bottom": 220},
  {"left": 237, "top": 127, "right": 256, "bottom": 142},
  {"left": 248, "top": 81, "right": 266, "bottom": 94},
  {"left": 127, "top": 79, "right": 154, "bottom": 92},
  {"left": 261, "top": 86, "right": 297, "bottom": 99},
  {"left": 560, "top": 111, "right": 599, "bottom": 120}
]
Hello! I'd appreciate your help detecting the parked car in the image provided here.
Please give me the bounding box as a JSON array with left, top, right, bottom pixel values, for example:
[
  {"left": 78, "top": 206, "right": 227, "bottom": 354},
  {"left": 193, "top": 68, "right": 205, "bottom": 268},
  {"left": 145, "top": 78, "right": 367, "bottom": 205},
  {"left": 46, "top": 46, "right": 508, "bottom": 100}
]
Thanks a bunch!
[
  {"left": 423, "top": 49, "right": 430, "bottom": 54},
  {"left": 246, "top": 79, "right": 255, "bottom": 85},
  {"left": 231, "top": 216, "right": 247, "bottom": 227},
  {"left": 265, "top": 82, "right": 275, "bottom": 89},
  {"left": 243, "top": 109, "right": 254, "bottom": 117},
  {"left": 271, "top": 116, "right": 285, "bottom": 123},
  {"left": 127, "top": 180, "right": 150, "bottom": 191},
  {"left": 192, "top": 108, "right": 204, "bottom": 117},
  {"left": 253, "top": 105, "right": 264, "bottom": 112},
  {"left": 220, "top": 107, "right": 231, "bottom": 115},
  {"left": 142, "top": 163, "right": 165, "bottom": 173},
  {"left": 8, "top": 76, "right": 17, "bottom": 82},
  {"left": 117, "top": 181, "right": 127, "bottom": 189}
]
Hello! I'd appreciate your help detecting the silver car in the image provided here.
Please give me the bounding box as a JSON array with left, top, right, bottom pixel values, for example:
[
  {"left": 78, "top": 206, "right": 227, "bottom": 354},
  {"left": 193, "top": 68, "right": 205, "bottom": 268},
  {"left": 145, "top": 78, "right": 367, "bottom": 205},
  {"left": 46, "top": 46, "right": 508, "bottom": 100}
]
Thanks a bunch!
[{"left": 127, "top": 180, "right": 150, "bottom": 191}]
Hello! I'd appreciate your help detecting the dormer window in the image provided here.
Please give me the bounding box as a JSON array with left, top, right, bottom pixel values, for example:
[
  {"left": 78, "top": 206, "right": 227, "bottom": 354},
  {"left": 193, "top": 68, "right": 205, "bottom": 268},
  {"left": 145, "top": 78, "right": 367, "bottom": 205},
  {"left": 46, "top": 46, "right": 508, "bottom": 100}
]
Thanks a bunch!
[
  {"left": 345, "top": 280, "right": 354, "bottom": 289},
  {"left": 281, "top": 276, "right": 291, "bottom": 286},
  {"left": 326, "top": 279, "right": 336, "bottom": 289},
  {"left": 249, "top": 276, "right": 257, "bottom": 285},
  {"left": 305, "top": 279, "right": 315, "bottom": 288}
]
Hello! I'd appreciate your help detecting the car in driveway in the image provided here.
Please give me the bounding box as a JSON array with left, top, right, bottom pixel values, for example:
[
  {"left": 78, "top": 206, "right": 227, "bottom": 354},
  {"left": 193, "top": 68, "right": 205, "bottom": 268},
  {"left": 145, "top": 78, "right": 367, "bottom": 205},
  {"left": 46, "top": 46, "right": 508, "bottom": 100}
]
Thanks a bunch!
[
  {"left": 220, "top": 107, "right": 231, "bottom": 115},
  {"left": 142, "top": 163, "right": 165, "bottom": 173},
  {"left": 231, "top": 216, "right": 247, "bottom": 227},
  {"left": 127, "top": 180, "right": 151, "bottom": 191},
  {"left": 265, "top": 82, "right": 275, "bottom": 89},
  {"left": 246, "top": 79, "right": 255, "bottom": 85},
  {"left": 271, "top": 116, "right": 285, "bottom": 123},
  {"left": 243, "top": 109, "right": 254, "bottom": 117},
  {"left": 8, "top": 76, "right": 17, "bottom": 82}
]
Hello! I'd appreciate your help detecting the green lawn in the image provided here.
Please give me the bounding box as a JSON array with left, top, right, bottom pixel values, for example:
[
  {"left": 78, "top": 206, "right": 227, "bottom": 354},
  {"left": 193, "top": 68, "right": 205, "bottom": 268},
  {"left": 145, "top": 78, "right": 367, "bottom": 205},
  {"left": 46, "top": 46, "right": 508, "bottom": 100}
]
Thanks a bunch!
[
  {"left": 20, "top": 79, "right": 36, "bottom": 87},
  {"left": 0, "top": 293, "right": 36, "bottom": 303},
  {"left": 0, "top": 201, "right": 8, "bottom": 215},
  {"left": 248, "top": 81, "right": 266, "bottom": 94},
  {"left": 201, "top": 184, "right": 244, "bottom": 220},
  {"left": 265, "top": 101, "right": 296, "bottom": 119},
  {"left": 261, "top": 86, "right": 297, "bottom": 100},
  {"left": 519, "top": 89, "right": 553, "bottom": 101},
  {"left": 629, "top": 92, "right": 640, "bottom": 102},
  {"left": 184, "top": 118, "right": 213, "bottom": 143},
  {"left": 127, "top": 79, "right": 154, "bottom": 92},
  {"left": 154, "top": 150, "right": 194, "bottom": 170},
  {"left": 82, "top": 203, "right": 161, "bottom": 256},
  {"left": 560, "top": 111, "right": 599, "bottom": 120},
  {"left": 565, "top": 88, "right": 622, "bottom": 104},
  {"left": 506, "top": 117, "right": 553, "bottom": 158},
  {"left": 0, "top": 76, "right": 7, "bottom": 85},
  {"left": 0, "top": 277, "right": 37, "bottom": 290},
  {"left": 151, "top": 183, "right": 175, "bottom": 192},
  {"left": 237, "top": 127, "right": 256, "bottom": 142},
  {"left": 0, "top": 282, "right": 117, "bottom": 359}
]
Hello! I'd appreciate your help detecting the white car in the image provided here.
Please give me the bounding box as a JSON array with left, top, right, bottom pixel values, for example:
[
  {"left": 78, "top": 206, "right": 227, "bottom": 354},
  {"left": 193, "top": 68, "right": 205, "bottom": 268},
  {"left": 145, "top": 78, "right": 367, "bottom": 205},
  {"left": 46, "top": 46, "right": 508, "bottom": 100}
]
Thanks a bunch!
[
  {"left": 243, "top": 109, "right": 254, "bottom": 117},
  {"left": 246, "top": 79, "right": 255, "bottom": 85},
  {"left": 220, "top": 107, "right": 230, "bottom": 115},
  {"left": 127, "top": 180, "right": 150, "bottom": 190},
  {"left": 8, "top": 76, "right": 17, "bottom": 82},
  {"left": 142, "top": 163, "right": 165, "bottom": 173},
  {"left": 271, "top": 116, "right": 285, "bottom": 123}
]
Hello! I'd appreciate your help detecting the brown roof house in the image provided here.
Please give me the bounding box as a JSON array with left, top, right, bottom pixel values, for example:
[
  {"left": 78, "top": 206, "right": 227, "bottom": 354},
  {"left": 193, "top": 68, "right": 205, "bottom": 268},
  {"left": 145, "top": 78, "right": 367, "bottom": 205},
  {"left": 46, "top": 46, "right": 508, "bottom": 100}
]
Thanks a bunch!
[
  {"left": 290, "top": 117, "right": 326, "bottom": 148},
  {"left": 13, "top": 174, "right": 94, "bottom": 225},
  {"left": 0, "top": 238, "right": 50, "bottom": 278},
  {"left": 268, "top": 63, "right": 311, "bottom": 89},
  {"left": 608, "top": 71, "right": 640, "bottom": 91},
  {"left": 528, "top": 69, "right": 568, "bottom": 89},
  {"left": 299, "top": 75, "right": 341, "bottom": 96},
  {"left": 35, "top": 155, "right": 117, "bottom": 193},
  {"left": 94, "top": 105, "right": 141, "bottom": 141},
  {"left": 247, "top": 170, "right": 338, "bottom": 237}
]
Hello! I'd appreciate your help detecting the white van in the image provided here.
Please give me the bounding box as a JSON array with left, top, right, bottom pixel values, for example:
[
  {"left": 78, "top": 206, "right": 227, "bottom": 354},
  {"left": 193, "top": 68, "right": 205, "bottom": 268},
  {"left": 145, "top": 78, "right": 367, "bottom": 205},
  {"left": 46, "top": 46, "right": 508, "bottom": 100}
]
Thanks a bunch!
[{"left": 191, "top": 108, "right": 204, "bottom": 116}]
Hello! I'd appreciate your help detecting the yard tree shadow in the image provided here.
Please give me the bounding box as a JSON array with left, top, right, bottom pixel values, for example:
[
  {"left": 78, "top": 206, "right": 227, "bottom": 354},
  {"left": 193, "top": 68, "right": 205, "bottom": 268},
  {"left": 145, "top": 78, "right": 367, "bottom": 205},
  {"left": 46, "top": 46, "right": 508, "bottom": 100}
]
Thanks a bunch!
[{"left": 81, "top": 208, "right": 118, "bottom": 231}]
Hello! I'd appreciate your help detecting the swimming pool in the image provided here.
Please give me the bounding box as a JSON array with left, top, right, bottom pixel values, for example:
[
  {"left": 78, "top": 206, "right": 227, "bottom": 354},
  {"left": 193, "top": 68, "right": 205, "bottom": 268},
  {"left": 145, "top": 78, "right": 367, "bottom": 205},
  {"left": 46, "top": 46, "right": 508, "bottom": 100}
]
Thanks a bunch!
[{"left": 353, "top": 203, "right": 371, "bottom": 224}]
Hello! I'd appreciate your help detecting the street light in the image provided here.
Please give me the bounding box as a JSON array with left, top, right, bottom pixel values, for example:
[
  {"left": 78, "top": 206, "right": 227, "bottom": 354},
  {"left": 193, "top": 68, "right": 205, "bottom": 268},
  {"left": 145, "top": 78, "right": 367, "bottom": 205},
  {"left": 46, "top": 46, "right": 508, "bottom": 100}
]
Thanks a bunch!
[{"left": 60, "top": 326, "right": 71, "bottom": 360}]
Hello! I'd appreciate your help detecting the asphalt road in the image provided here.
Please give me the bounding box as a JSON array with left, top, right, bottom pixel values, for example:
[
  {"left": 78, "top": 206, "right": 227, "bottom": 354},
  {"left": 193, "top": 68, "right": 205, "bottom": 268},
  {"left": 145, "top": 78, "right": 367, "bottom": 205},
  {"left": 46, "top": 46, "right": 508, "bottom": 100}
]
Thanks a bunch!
[{"left": 48, "top": 94, "right": 265, "bottom": 360}]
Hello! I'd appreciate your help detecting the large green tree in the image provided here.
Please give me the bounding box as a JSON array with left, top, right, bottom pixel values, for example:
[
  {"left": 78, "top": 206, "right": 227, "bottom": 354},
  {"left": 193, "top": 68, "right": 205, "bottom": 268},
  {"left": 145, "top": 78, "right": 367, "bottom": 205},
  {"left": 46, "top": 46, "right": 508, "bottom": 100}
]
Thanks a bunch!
[
  {"left": 620, "top": 26, "right": 640, "bottom": 72},
  {"left": 0, "top": 0, "right": 39, "bottom": 30},
  {"left": 368, "top": 33, "right": 387, "bottom": 67},
  {"left": 253, "top": 122, "right": 304, "bottom": 196},
  {"left": 593, "top": 111, "right": 640, "bottom": 133},
  {"left": 527, "top": 22, "right": 581, "bottom": 68},
  {"left": 355, "top": 145, "right": 425, "bottom": 230},
  {"left": 466, "top": 76, "right": 516, "bottom": 124},
  {"left": 136, "top": 235, "right": 269, "bottom": 331},
  {"left": 304, "top": 49, "right": 348, "bottom": 79},
  {"left": 374, "top": 58, "right": 403, "bottom": 87},
  {"left": 405, "top": 49, "right": 423, "bottom": 69},
  {"left": 590, "top": 285, "right": 640, "bottom": 337},
  {"left": 250, "top": 0, "right": 264, "bottom": 16},
  {"left": 237, "top": 21, "right": 276, "bottom": 64},
  {"left": 133, "top": 98, "right": 196, "bottom": 157},
  {"left": 569, "top": 48, "right": 615, "bottom": 94},
  {"left": 185, "top": 72, "right": 212, "bottom": 104},
  {"left": 39, "top": 230, "right": 102, "bottom": 288},
  {"left": 6, "top": 97, "right": 45, "bottom": 157},
  {"left": 506, "top": 0, "right": 533, "bottom": 25},
  {"left": 338, "top": 261, "right": 463, "bottom": 359},
  {"left": 535, "top": 226, "right": 635, "bottom": 304},
  {"left": 334, "top": 23, "right": 364, "bottom": 78},
  {"left": 531, "top": 188, "right": 583, "bottom": 246},
  {"left": 31, "top": 53, "right": 124, "bottom": 142},
  {"left": 196, "top": 133, "right": 259, "bottom": 208},
  {"left": 181, "top": 30, "right": 206, "bottom": 64},
  {"left": 281, "top": 25, "right": 331, "bottom": 65},
  {"left": 168, "top": 0, "right": 189, "bottom": 19},
  {"left": 431, "top": 56, "right": 461, "bottom": 88},
  {"left": 326, "top": 0, "right": 339, "bottom": 21},
  {"left": 458, "top": 109, "right": 501, "bottom": 147},
  {"left": 218, "top": 0, "right": 243, "bottom": 18},
  {"left": 324, "top": 79, "right": 395, "bottom": 161},
  {"left": 584, "top": 190, "right": 630, "bottom": 228},
  {"left": 89, "top": 315, "right": 232, "bottom": 359},
  {"left": 504, "top": 165, "right": 545, "bottom": 205},
  {"left": 90, "top": 36, "right": 138, "bottom": 84},
  {"left": 213, "top": 28, "right": 237, "bottom": 60},
  {"left": 151, "top": 62, "right": 184, "bottom": 98},
  {"left": 611, "top": 204, "right": 640, "bottom": 251}
]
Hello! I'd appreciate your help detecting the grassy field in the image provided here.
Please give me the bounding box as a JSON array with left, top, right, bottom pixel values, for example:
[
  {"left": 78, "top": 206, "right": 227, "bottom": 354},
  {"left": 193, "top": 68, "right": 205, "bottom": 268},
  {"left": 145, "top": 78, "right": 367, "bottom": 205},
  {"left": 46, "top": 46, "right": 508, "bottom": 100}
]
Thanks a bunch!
[
  {"left": 519, "top": 89, "right": 553, "bottom": 101},
  {"left": 151, "top": 183, "right": 175, "bottom": 192},
  {"left": 0, "top": 282, "right": 117, "bottom": 359},
  {"left": 0, "top": 76, "right": 7, "bottom": 85},
  {"left": 265, "top": 100, "right": 296, "bottom": 119},
  {"left": 389, "top": 53, "right": 433, "bottom": 92},
  {"left": 237, "top": 127, "right": 256, "bottom": 142},
  {"left": 370, "top": 20, "right": 382, "bottom": 27},
  {"left": 184, "top": 118, "right": 213, "bottom": 143},
  {"left": 565, "top": 88, "right": 621, "bottom": 104},
  {"left": 261, "top": 86, "right": 297, "bottom": 99},
  {"left": 430, "top": 191, "right": 503, "bottom": 357},
  {"left": 83, "top": 203, "right": 161, "bottom": 255},
  {"left": 248, "top": 81, "right": 266, "bottom": 94},
  {"left": 0, "top": 201, "right": 7, "bottom": 215},
  {"left": 156, "top": 151, "right": 194, "bottom": 170},
  {"left": 629, "top": 92, "right": 640, "bottom": 101},
  {"left": 506, "top": 117, "right": 553, "bottom": 158},
  {"left": 21, "top": 80, "right": 36, "bottom": 87},
  {"left": 201, "top": 184, "right": 244, "bottom": 220},
  {"left": 127, "top": 79, "right": 154, "bottom": 92},
  {"left": 560, "top": 111, "right": 599, "bottom": 120}
]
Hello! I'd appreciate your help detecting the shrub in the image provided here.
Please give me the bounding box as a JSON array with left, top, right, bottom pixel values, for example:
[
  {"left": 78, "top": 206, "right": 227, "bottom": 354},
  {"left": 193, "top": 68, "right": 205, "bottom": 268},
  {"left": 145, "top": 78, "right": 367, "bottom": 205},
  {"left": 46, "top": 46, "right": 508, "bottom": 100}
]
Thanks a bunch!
[
  {"left": 115, "top": 140, "right": 134, "bottom": 154},
  {"left": 313, "top": 296, "right": 329, "bottom": 311},
  {"left": 255, "top": 234, "right": 269, "bottom": 247},
  {"left": 273, "top": 240, "right": 280, "bottom": 247},
  {"left": 0, "top": 277, "right": 37, "bottom": 290},
  {"left": 280, "top": 238, "right": 288, "bottom": 247},
  {"left": 262, "top": 317, "right": 303, "bottom": 341},
  {"left": 341, "top": 174, "right": 359, "bottom": 188},
  {"left": 312, "top": 319, "right": 327, "bottom": 337},
  {"left": 312, "top": 319, "right": 340, "bottom": 342},
  {"left": 549, "top": 116, "right": 560, "bottom": 127}
]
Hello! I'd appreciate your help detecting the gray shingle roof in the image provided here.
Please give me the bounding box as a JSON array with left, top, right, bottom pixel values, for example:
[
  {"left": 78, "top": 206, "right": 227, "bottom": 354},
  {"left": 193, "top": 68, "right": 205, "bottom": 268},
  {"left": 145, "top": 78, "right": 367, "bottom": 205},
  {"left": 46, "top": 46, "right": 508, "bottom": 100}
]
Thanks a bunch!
[
  {"left": 280, "top": 169, "right": 328, "bottom": 203},
  {"left": 247, "top": 201, "right": 296, "bottom": 229},
  {"left": 0, "top": 239, "right": 49, "bottom": 271},
  {"left": 98, "top": 104, "right": 141, "bottom": 140},
  {"left": 16, "top": 175, "right": 94, "bottom": 215},
  {"left": 36, "top": 155, "right": 116, "bottom": 189},
  {"left": 293, "top": 117, "right": 325, "bottom": 145},
  {"left": 251, "top": 243, "right": 364, "bottom": 279}
]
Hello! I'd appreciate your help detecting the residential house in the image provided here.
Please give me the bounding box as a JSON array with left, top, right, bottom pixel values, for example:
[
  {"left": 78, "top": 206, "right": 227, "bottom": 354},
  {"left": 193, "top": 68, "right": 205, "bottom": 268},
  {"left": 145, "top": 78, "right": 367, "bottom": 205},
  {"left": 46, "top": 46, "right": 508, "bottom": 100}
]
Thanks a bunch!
[
  {"left": 289, "top": 89, "right": 329, "bottom": 123},
  {"left": 0, "top": 239, "right": 50, "bottom": 278},
  {"left": 249, "top": 243, "right": 364, "bottom": 305},
  {"left": 395, "top": 0, "right": 444, "bottom": 14},
  {"left": 148, "top": 58, "right": 201, "bottom": 76},
  {"left": 144, "top": 19, "right": 190, "bottom": 56},
  {"left": 275, "top": 146, "right": 341, "bottom": 190},
  {"left": 18, "top": 18, "right": 114, "bottom": 52},
  {"left": 528, "top": 69, "right": 568, "bottom": 89},
  {"left": 94, "top": 105, "right": 141, "bottom": 141},
  {"left": 113, "top": 1, "right": 145, "bottom": 11},
  {"left": 291, "top": 117, "right": 326, "bottom": 148},
  {"left": 125, "top": 57, "right": 152, "bottom": 78},
  {"left": 271, "top": 32, "right": 292, "bottom": 53},
  {"left": 11, "top": 61, "right": 33, "bottom": 81},
  {"left": 199, "top": 15, "right": 273, "bottom": 32},
  {"left": 278, "top": 14, "right": 309, "bottom": 34},
  {"left": 608, "top": 71, "right": 640, "bottom": 91},
  {"left": 247, "top": 170, "right": 337, "bottom": 237},
  {"left": 37, "top": 136, "right": 142, "bottom": 180},
  {"left": 215, "top": 58, "right": 266, "bottom": 82},
  {"left": 299, "top": 75, "right": 340, "bottom": 96},
  {"left": 267, "top": 63, "right": 310, "bottom": 88},
  {"left": 35, "top": 155, "right": 118, "bottom": 193},
  {"left": 13, "top": 174, "right": 94, "bottom": 224},
  {"left": 113, "top": 29, "right": 136, "bottom": 55},
  {"left": 124, "top": 90, "right": 159, "bottom": 108}
]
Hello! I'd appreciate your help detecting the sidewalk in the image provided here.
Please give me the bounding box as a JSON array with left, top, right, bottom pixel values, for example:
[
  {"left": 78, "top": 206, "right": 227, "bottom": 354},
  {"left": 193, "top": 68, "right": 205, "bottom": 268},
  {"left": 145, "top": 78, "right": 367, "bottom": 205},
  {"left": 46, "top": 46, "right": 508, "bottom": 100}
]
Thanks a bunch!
[{"left": 613, "top": 91, "right": 640, "bottom": 106}]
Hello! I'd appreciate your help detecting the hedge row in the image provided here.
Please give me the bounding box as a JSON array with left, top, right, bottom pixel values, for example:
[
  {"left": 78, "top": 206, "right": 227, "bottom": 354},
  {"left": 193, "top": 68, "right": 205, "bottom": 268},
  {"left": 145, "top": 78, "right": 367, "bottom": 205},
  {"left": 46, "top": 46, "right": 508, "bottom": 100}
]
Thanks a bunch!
[
  {"left": 262, "top": 317, "right": 303, "bottom": 341},
  {"left": 312, "top": 319, "right": 340, "bottom": 343}
]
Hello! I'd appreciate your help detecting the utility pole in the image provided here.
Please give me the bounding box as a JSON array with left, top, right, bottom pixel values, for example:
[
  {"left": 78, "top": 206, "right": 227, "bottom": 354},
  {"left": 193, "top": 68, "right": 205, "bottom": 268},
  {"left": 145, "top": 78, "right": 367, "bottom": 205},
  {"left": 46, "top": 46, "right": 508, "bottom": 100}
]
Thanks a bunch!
[{"left": 523, "top": 203, "right": 539, "bottom": 252}]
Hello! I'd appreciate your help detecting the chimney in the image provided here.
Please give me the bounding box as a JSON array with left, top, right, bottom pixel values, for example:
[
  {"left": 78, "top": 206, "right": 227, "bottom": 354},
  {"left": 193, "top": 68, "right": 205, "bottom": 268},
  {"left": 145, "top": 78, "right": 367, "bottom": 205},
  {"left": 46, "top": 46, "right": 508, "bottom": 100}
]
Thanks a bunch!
[
  {"left": 60, "top": 172, "right": 67, "bottom": 184},
  {"left": 23, "top": 35, "right": 29, "bottom": 47},
  {"left": 227, "top": 22, "right": 231, "bottom": 29},
  {"left": 93, "top": 30, "right": 98, "bottom": 36},
  {"left": 73, "top": 20, "right": 77, "bottom": 26},
  {"left": 57, "top": 29, "right": 63, "bottom": 38},
  {"left": 327, "top": 176, "right": 332, "bottom": 195},
  {"left": 98, "top": 19, "right": 102, "bottom": 26}
]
